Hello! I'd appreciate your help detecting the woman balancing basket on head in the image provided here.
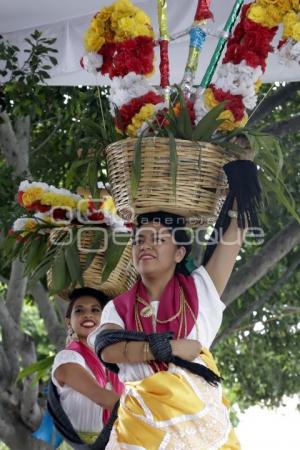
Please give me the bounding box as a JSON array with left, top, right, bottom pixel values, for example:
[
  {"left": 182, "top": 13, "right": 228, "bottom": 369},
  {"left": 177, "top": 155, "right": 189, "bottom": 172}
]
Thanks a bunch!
[
  {"left": 80, "top": 1, "right": 263, "bottom": 448},
  {"left": 92, "top": 142, "right": 260, "bottom": 449}
]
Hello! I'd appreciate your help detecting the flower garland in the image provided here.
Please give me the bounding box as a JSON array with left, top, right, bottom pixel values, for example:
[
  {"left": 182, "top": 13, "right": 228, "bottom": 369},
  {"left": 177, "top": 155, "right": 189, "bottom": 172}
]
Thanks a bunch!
[
  {"left": 81, "top": 0, "right": 155, "bottom": 78},
  {"left": 195, "top": 3, "right": 279, "bottom": 130},
  {"left": 16, "top": 181, "right": 131, "bottom": 232},
  {"left": 279, "top": 6, "right": 300, "bottom": 64},
  {"left": 82, "top": 1, "right": 166, "bottom": 137},
  {"left": 195, "top": 1, "right": 300, "bottom": 130}
]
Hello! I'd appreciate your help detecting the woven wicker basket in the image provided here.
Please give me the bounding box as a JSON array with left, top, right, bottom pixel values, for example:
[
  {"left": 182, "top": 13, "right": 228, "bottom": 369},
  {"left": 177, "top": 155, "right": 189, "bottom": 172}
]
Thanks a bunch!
[
  {"left": 105, "top": 137, "right": 236, "bottom": 226},
  {"left": 47, "top": 228, "right": 137, "bottom": 300}
]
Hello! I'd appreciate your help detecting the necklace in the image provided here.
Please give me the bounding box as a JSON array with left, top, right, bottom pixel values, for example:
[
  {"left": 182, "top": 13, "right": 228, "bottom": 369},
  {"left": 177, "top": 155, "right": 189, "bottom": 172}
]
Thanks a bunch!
[
  {"left": 137, "top": 289, "right": 184, "bottom": 322},
  {"left": 135, "top": 288, "right": 194, "bottom": 339}
]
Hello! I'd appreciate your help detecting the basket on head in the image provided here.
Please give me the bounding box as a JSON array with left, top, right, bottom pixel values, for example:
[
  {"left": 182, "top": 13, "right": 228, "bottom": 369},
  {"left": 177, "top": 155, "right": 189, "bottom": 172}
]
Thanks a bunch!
[
  {"left": 47, "top": 227, "right": 137, "bottom": 300},
  {"left": 105, "top": 137, "right": 236, "bottom": 227}
]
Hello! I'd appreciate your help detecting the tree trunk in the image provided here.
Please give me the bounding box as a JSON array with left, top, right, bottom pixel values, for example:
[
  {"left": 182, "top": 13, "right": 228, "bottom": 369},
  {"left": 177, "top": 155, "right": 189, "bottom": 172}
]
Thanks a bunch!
[
  {"left": 222, "top": 220, "right": 300, "bottom": 306},
  {"left": 0, "top": 402, "right": 52, "bottom": 450}
]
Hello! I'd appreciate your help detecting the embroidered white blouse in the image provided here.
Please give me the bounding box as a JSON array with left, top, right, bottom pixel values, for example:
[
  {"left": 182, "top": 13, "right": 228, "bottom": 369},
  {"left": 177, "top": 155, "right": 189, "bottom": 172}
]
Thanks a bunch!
[
  {"left": 89, "top": 266, "right": 225, "bottom": 384},
  {"left": 51, "top": 350, "right": 103, "bottom": 433}
]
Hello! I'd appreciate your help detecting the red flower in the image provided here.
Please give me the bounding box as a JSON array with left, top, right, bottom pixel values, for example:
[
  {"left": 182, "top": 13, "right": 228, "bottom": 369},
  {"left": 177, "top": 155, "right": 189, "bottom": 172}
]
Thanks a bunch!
[
  {"left": 88, "top": 211, "right": 105, "bottom": 222},
  {"left": 154, "top": 108, "right": 170, "bottom": 128},
  {"left": 88, "top": 199, "right": 103, "bottom": 211},
  {"left": 115, "top": 91, "right": 163, "bottom": 131},
  {"left": 17, "top": 191, "right": 24, "bottom": 206},
  {"left": 223, "top": 3, "right": 277, "bottom": 71},
  {"left": 211, "top": 85, "right": 245, "bottom": 121},
  {"left": 36, "top": 203, "right": 51, "bottom": 213},
  {"left": 52, "top": 208, "right": 68, "bottom": 221},
  {"left": 100, "top": 36, "right": 155, "bottom": 79},
  {"left": 278, "top": 39, "right": 287, "bottom": 50}
]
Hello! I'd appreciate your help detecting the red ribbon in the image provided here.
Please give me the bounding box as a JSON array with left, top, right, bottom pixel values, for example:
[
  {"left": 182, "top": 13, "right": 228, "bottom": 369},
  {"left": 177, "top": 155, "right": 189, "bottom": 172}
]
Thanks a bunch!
[
  {"left": 159, "top": 40, "right": 170, "bottom": 88},
  {"left": 194, "top": 0, "right": 213, "bottom": 21}
]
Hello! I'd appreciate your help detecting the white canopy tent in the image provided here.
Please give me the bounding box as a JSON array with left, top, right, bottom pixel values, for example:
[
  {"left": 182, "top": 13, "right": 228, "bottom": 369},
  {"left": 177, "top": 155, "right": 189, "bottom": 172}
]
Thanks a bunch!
[{"left": 1, "top": 0, "right": 299, "bottom": 86}]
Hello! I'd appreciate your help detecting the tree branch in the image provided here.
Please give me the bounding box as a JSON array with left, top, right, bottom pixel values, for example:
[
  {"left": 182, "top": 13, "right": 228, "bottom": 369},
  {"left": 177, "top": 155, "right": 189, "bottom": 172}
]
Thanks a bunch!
[
  {"left": 262, "top": 114, "right": 300, "bottom": 137},
  {"left": 248, "top": 82, "right": 300, "bottom": 124},
  {"left": 0, "top": 111, "right": 31, "bottom": 177},
  {"left": 0, "top": 345, "right": 10, "bottom": 386},
  {"left": 0, "top": 296, "right": 23, "bottom": 384},
  {"left": 31, "top": 122, "right": 60, "bottom": 155},
  {"left": 6, "top": 259, "right": 27, "bottom": 324},
  {"left": 30, "top": 282, "right": 66, "bottom": 350},
  {"left": 15, "top": 116, "right": 31, "bottom": 176},
  {"left": 214, "top": 252, "right": 300, "bottom": 346},
  {"left": 222, "top": 220, "right": 300, "bottom": 306},
  {"left": 20, "top": 335, "right": 42, "bottom": 430}
]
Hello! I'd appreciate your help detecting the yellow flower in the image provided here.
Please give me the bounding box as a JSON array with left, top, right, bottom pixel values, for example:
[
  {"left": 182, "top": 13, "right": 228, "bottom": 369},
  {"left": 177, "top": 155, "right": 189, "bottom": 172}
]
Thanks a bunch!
[
  {"left": 84, "top": 31, "right": 105, "bottom": 52},
  {"left": 40, "top": 193, "right": 77, "bottom": 209},
  {"left": 204, "top": 88, "right": 219, "bottom": 109},
  {"left": 84, "top": 0, "right": 153, "bottom": 50},
  {"left": 22, "top": 187, "right": 44, "bottom": 207},
  {"left": 265, "top": 5, "right": 285, "bottom": 26},
  {"left": 126, "top": 104, "right": 155, "bottom": 137},
  {"left": 24, "top": 219, "right": 38, "bottom": 231},
  {"left": 248, "top": 5, "right": 267, "bottom": 25},
  {"left": 283, "top": 11, "right": 299, "bottom": 38},
  {"left": 255, "top": 79, "right": 263, "bottom": 92},
  {"left": 218, "top": 110, "right": 248, "bottom": 131},
  {"left": 257, "top": 0, "right": 290, "bottom": 11},
  {"left": 292, "top": 22, "right": 300, "bottom": 40},
  {"left": 102, "top": 196, "right": 117, "bottom": 214},
  {"left": 291, "top": 0, "right": 300, "bottom": 10}
]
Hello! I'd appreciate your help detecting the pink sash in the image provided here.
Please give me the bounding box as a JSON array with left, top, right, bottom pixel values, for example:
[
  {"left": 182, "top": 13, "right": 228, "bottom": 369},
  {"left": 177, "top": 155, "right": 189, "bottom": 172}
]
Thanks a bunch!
[
  {"left": 113, "top": 273, "right": 199, "bottom": 371},
  {"left": 66, "top": 340, "right": 123, "bottom": 424}
]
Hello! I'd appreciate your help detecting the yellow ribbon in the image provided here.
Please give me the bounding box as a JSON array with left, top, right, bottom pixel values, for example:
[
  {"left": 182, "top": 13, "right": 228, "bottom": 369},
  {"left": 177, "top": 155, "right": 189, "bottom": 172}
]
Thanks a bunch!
[{"left": 157, "top": 0, "right": 169, "bottom": 41}]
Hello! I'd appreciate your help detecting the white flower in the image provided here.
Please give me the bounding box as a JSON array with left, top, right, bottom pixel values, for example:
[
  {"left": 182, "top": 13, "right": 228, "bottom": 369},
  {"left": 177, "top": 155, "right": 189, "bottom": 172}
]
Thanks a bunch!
[
  {"left": 12, "top": 217, "right": 39, "bottom": 232},
  {"left": 81, "top": 52, "right": 103, "bottom": 75},
  {"left": 48, "top": 185, "right": 81, "bottom": 201},
  {"left": 109, "top": 72, "right": 157, "bottom": 116},
  {"left": 213, "top": 61, "right": 262, "bottom": 109},
  {"left": 18, "top": 180, "right": 49, "bottom": 192},
  {"left": 12, "top": 217, "right": 29, "bottom": 232},
  {"left": 194, "top": 92, "right": 210, "bottom": 123},
  {"left": 278, "top": 39, "right": 300, "bottom": 65},
  {"left": 134, "top": 101, "right": 168, "bottom": 136}
]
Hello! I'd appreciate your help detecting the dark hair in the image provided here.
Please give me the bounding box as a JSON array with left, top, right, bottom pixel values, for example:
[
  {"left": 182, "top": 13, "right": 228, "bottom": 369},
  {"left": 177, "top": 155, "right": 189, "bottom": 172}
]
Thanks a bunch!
[
  {"left": 65, "top": 288, "right": 110, "bottom": 319},
  {"left": 136, "top": 211, "right": 193, "bottom": 275}
]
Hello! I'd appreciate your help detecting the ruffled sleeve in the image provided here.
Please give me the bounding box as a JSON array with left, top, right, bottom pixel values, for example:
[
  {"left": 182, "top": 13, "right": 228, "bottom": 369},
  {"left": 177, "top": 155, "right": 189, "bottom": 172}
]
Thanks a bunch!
[
  {"left": 51, "top": 349, "right": 86, "bottom": 387},
  {"left": 192, "top": 266, "right": 226, "bottom": 348}
]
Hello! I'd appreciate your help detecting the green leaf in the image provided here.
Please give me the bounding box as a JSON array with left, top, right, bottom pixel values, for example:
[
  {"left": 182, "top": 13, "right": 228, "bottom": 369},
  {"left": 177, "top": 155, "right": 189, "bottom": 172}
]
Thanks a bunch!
[
  {"left": 65, "top": 238, "right": 83, "bottom": 285},
  {"left": 192, "top": 102, "right": 226, "bottom": 141},
  {"left": 18, "top": 355, "right": 54, "bottom": 381},
  {"left": 49, "top": 56, "right": 58, "bottom": 66},
  {"left": 50, "top": 250, "right": 69, "bottom": 292},
  {"left": 87, "top": 161, "right": 98, "bottom": 197},
  {"left": 177, "top": 86, "right": 193, "bottom": 140},
  {"left": 101, "top": 232, "right": 130, "bottom": 282},
  {"left": 65, "top": 158, "right": 90, "bottom": 186}
]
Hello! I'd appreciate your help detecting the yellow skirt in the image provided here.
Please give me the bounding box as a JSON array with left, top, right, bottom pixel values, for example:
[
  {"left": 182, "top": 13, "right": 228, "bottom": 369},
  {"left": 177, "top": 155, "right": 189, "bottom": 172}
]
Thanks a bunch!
[
  {"left": 106, "top": 349, "right": 240, "bottom": 450},
  {"left": 58, "top": 431, "right": 99, "bottom": 449}
]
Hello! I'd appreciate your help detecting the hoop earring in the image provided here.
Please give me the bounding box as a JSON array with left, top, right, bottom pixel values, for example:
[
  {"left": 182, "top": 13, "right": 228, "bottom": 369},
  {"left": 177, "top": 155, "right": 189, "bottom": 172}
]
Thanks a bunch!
[{"left": 66, "top": 327, "right": 79, "bottom": 345}]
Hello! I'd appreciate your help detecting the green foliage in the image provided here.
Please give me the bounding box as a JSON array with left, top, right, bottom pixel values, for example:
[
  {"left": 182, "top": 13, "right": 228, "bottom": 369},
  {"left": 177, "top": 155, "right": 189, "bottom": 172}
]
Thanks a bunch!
[
  {"left": 0, "top": 71, "right": 299, "bottom": 411},
  {"left": 0, "top": 30, "right": 58, "bottom": 83},
  {"left": 18, "top": 355, "right": 54, "bottom": 384},
  {"left": 20, "top": 300, "right": 55, "bottom": 359}
]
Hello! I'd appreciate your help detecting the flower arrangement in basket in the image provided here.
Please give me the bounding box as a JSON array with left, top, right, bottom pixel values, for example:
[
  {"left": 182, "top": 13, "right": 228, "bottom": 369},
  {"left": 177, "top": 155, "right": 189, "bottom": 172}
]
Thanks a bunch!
[
  {"left": 5, "top": 180, "right": 137, "bottom": 299},
  {"left": 81, "top": 0, "right": 300, "bottom": 225}
]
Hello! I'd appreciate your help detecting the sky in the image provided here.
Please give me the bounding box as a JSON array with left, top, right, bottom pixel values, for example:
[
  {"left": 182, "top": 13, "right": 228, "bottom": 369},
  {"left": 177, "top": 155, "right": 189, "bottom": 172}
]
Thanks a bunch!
[{"left": 236, "top": 397, "right": 300, "bottom": 450}]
